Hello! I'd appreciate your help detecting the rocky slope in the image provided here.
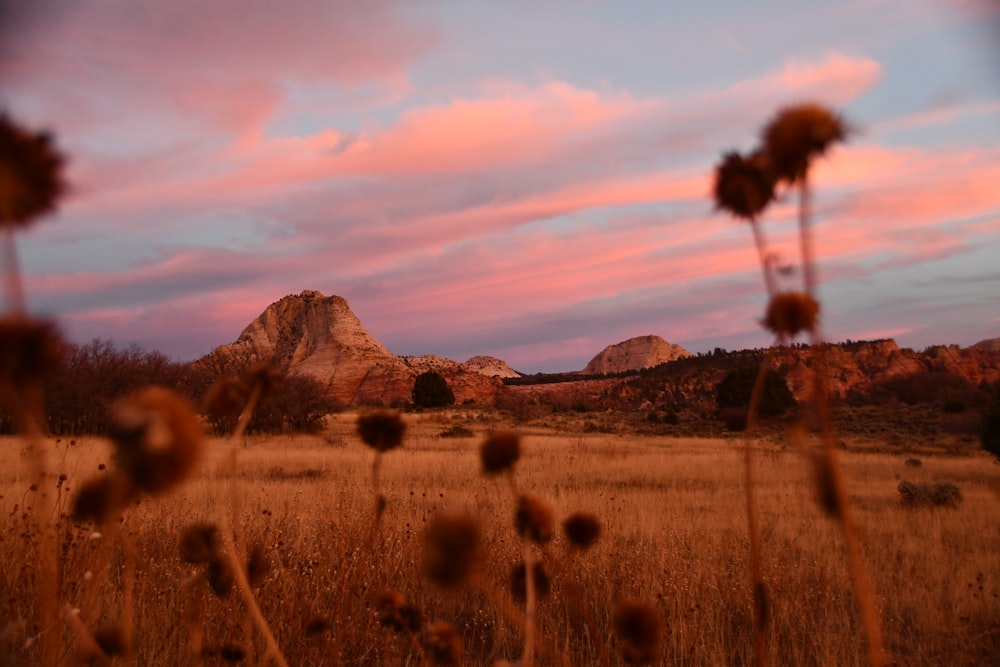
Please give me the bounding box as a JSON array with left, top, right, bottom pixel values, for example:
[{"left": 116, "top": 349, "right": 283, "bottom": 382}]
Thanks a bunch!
[
  {"left": 209, "top": 291, "right": 501, "bottom": 406},
  {"left": 582, "top": 335, "right": 690, "bottom": 374}
]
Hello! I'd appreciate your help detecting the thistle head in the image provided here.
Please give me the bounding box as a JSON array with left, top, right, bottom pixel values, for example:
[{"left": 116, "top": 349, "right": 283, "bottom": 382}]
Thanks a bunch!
[
  {"left": 761, "top": 103, "right": 847, "bottom": 182},
  {"left": 0, "top": 113, "right": 66, "bottom": 228}
]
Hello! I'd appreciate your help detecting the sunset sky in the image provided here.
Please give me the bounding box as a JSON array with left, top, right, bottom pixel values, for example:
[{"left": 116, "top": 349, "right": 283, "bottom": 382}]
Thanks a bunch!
[{"left": 3, "top": 0, "right": 999, "bottom": 372}]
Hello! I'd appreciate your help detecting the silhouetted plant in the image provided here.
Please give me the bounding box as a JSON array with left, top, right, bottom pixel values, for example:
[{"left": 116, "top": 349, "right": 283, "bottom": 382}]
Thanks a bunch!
[{"left": 412, "top": 370, "right": 455, "bottom": 408}]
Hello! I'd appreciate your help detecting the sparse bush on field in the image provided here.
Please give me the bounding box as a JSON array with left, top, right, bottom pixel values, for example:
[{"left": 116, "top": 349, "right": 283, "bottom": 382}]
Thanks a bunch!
[
  {"left": 897, "top": 479, "right": 963, "bottom": 507},
  {"left": 981, "top": 381, "right": 1000, "bottom": 460},
  {"left": 904, "top": 457, "right": 922, "bottom": 467},
  {"left": 715, "top": 365, "right": 796, "bottom": 418},
  {"left": 412, "top": 370, "right": 456, "bottom": 408}
]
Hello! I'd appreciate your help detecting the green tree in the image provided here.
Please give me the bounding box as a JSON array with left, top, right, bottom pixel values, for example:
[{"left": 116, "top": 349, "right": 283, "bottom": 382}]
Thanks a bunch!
[
  {"left": 716, "top": 365, "right": 796, "bottom": 417},
  {"left": 412, "top": 370, "right": 455, "bottom": 408}
]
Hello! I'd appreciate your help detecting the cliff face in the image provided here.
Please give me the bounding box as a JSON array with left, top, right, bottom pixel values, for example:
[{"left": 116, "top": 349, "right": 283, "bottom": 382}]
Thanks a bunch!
[
  {"left": 582, "top": 335, "right": 690, "bottom": 374},
  {"left": 209, "top": 291, "right": 501, "bottom": 406}
]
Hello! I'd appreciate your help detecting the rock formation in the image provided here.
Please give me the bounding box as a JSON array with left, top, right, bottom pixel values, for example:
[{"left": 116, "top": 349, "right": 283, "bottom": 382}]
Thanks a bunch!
[
  {"left": 582, "top": 335, "right": 690, "bottom": 374},
  {"left": 972, "top": 337, "right": 1000, "bottom": 352},
  {"left": 208, "top": 291, "right": 501, "bottom": 406},
  {"left": 463, "top": 355, "right": 522, "bottom": 378}
]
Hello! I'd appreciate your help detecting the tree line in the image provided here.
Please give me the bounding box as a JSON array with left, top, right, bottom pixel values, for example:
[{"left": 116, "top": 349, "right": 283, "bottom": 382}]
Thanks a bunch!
[{"left": 0, "top": 338, "right": 336, "bottom": 436}]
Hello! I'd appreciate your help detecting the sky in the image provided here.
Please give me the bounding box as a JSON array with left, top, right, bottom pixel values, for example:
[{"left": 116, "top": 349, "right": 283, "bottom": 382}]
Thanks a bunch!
[{"left": 2, "top": 0, "right": 999, "bottom": 373}]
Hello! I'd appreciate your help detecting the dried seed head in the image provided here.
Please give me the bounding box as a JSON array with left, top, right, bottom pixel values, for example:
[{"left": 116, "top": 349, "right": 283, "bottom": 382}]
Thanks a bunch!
[
  {"left": 107, "top": 387, "right": 204, "bottom": 495},
  {"left": 763, "top": 292, "right": 819, "bottom": 338},
  {"left": 304, "top": 615, "right": 332, "bottom": 637},
  {"left": 422, "top": 511, "right": 480, "bottom": 587},
  {"left": 376, "top": 589, "right": 424, "bottom": 633},
  {"left": 479, "top": 431, "right": 521, "bottom": 474},
  {"left": 515, "top": 493, "right": 554, "bottom": 544},
  {"left": 813, "top": 454, "right": 841, "bottom": 518},
  {"left": 613, "top": 599, "right": 662, "bottom": 663},
  {"left": 0, "top": 316, "right": 64, "bottom": 388},
  {"left": 761, "top": 103, "right": 846, "bottom": 182},
  {"left": 510, "top": 561, "right": 551, "bottom": 602},
  {"left": 563, "top": 512, "right": 601, "bottom": 550},
  {"left": 376, "top": 588, "right": 406, "bottom": 626},
  {"left": 239, "top": 361, "right": 282, "bottom": 401},
  {"left": 246, "top": 544, "right": 269, "bottom": 586},
  {"left": 207, "top": 557, "right": 234, "bottom": 597},
  {"left": 71, "top": 472, "right": 132, "bottom": 524},
  {"left": 179, "top": 522, "right": 220, "bottom": 564},
  {"left": 91, "top": 625, "right": 125, "bottom": 658},
  {"left": 357, "top": 410, "right": 406, "bottom": 452},
  {"left": 218, "top": 643, "right": 246, "bottom": 663},
  {"left": 423, "top": 621, "right": 463, "bottom": 666},
  {"left": 0, "top": 113, "right": 66, "bottom": 228},
  {"left": 202, "top": 376, "right": 247, "bottom": 419},
  {"left": 753, "top": 581, "right": 770, "bottom": 632},
  {"left": 712, "top": 151, "right": 775, "bottom": 220}
]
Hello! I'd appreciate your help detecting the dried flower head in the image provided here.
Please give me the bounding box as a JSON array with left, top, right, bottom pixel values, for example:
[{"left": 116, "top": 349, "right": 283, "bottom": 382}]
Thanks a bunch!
[
  {"left": 515, "top": 493, "right": 554, "bottom": 544},
  {"left": 179, "top": 522, "right": 220, "bottom": 564},
  {"left": 357, "top": 410, "right": 406, "bottom": 452},
  {"left": 753, "top": 581, "right": 770, "bottom": 631},
  {"left": 563, "top": 512, "right": 601, "bottom": 550},
  {"left": 218, "top": 643, "right": 246, "bottom": 663},
  {"left": 202, "top": 376, "right": 247, "bottom": 419},
  {"left": 761, "top": 103, "right": 846, "bottom": 182},
  {"left": 712, "top": 151, "right": 775, "bottom": 220},
  {"left": 304, "top": 615, "right": 332, "bottom": 637},
  {"left": 423, "top": 621, "right": 463, "bottom": 666},
  {"left": 0, "top": 316, "right": 63, "bottom": 388},
  {"left": 239, "top": 361, "right": 282, "bottom": 401},
  {"left": 246, "top": 543, "right": 269, "bottom": 586},
  {"left": 813, "top": 454, "right": 841, "bottom": 518},
  {"left": 377, "top": 589, "right": 424, "bottom": 634},
  {"left": 0, "top": 113, "right": 66, "bottom": 227},
  {"left": 613, "top": 599, "right": 662, "bottom": 663},
  {"left": 479, "top": 431, "right": 521, "bottom": 474},
  {"left": 763, "top": 291, "right": 820, "bottom": 338},
  {"left": 71, "top": 472, "right": 132, "bottom": 524},
  {"left": 107, "top": 387, "right": 204, "bottom": 495},
  {"left": 91, "top": 625, "right": 125, "bottom": 658},
  {"left": 510, "top": 561, "right": 551, "bottom": 602},
  {"left": 422, "top": 511, "right": 480, "bottom": 587},
  {"left": 207, "top": 557, "right": 234, "bottom": 597}
]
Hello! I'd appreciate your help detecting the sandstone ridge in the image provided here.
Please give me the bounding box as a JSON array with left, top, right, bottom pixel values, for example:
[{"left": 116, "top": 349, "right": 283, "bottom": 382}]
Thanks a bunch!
[{"left": 582, "top": 335, "right": 691, "bottom": 374}]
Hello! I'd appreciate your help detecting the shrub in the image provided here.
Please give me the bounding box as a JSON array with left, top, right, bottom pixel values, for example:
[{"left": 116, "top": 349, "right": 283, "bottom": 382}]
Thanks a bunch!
[
  {"left": 412, "top": 371, "right": 455, "bottom": 408},
  {"left": 897, "top": 480, "right": 963, "bottom": 508},
  {"left": 981, "top": 381, "right": 1000, "bottom": 460},
  {"left": 715, "top": 365, "right": 796, "bottom": 417}
]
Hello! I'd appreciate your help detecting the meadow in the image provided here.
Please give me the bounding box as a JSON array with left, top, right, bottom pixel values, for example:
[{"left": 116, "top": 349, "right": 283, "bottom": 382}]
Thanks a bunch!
[{"left": 2, "top": 410, "right": 997, "bottom": 666}]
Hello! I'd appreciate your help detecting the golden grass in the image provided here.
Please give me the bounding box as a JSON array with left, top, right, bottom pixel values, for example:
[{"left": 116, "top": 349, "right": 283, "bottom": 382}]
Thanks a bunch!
[{"left": 2, "top": 412, "right": 997, "bottom": 665}]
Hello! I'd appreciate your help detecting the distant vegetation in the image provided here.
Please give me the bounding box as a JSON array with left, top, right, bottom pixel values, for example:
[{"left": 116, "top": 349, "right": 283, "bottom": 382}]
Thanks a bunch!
[{"left": 411, "top": 370, "right": 456, "bottom": 408}]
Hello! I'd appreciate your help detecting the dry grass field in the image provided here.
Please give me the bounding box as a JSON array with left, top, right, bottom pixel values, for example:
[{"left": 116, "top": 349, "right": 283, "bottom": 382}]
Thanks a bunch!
[{"left": 2, "top": 410, "right": 998, "bottom": 666}]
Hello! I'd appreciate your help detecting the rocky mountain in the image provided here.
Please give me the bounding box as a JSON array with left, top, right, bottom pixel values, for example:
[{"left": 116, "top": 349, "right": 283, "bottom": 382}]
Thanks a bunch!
[
  {"left": 972, "top": 337, "right": 1000, "bottom": 352},
  {"left": 464, "top": 355, "right": 522, "bottom": 378},
  {"left": 209, "top": 291, "right": 501, "bottom": 406},
  {"left": 582, "top": 335, "right": 690, "bottom": 374},
  {"left": 606, "top": 338, "right": 1000, "bottom": 414}
]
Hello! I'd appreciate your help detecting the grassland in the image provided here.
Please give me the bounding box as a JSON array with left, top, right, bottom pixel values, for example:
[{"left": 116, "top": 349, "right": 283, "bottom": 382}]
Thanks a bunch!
[{"left": 2, "top": 410, "right": 998, "bottom": 665}]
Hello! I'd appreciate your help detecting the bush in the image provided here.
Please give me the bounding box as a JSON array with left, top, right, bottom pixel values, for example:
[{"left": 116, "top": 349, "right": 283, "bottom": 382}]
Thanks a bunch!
[
  {"left": 715, "top": 365, "right": 796, "bottom": 417},
  {"left": 981, "top": 381, "right": 1000, "bottom": 460},
  {"left": 897, "top": 480, "right": 962, "bottom": 508},
  {"left": 412, "top": 371, "right": 455, "bottom": 408}
]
